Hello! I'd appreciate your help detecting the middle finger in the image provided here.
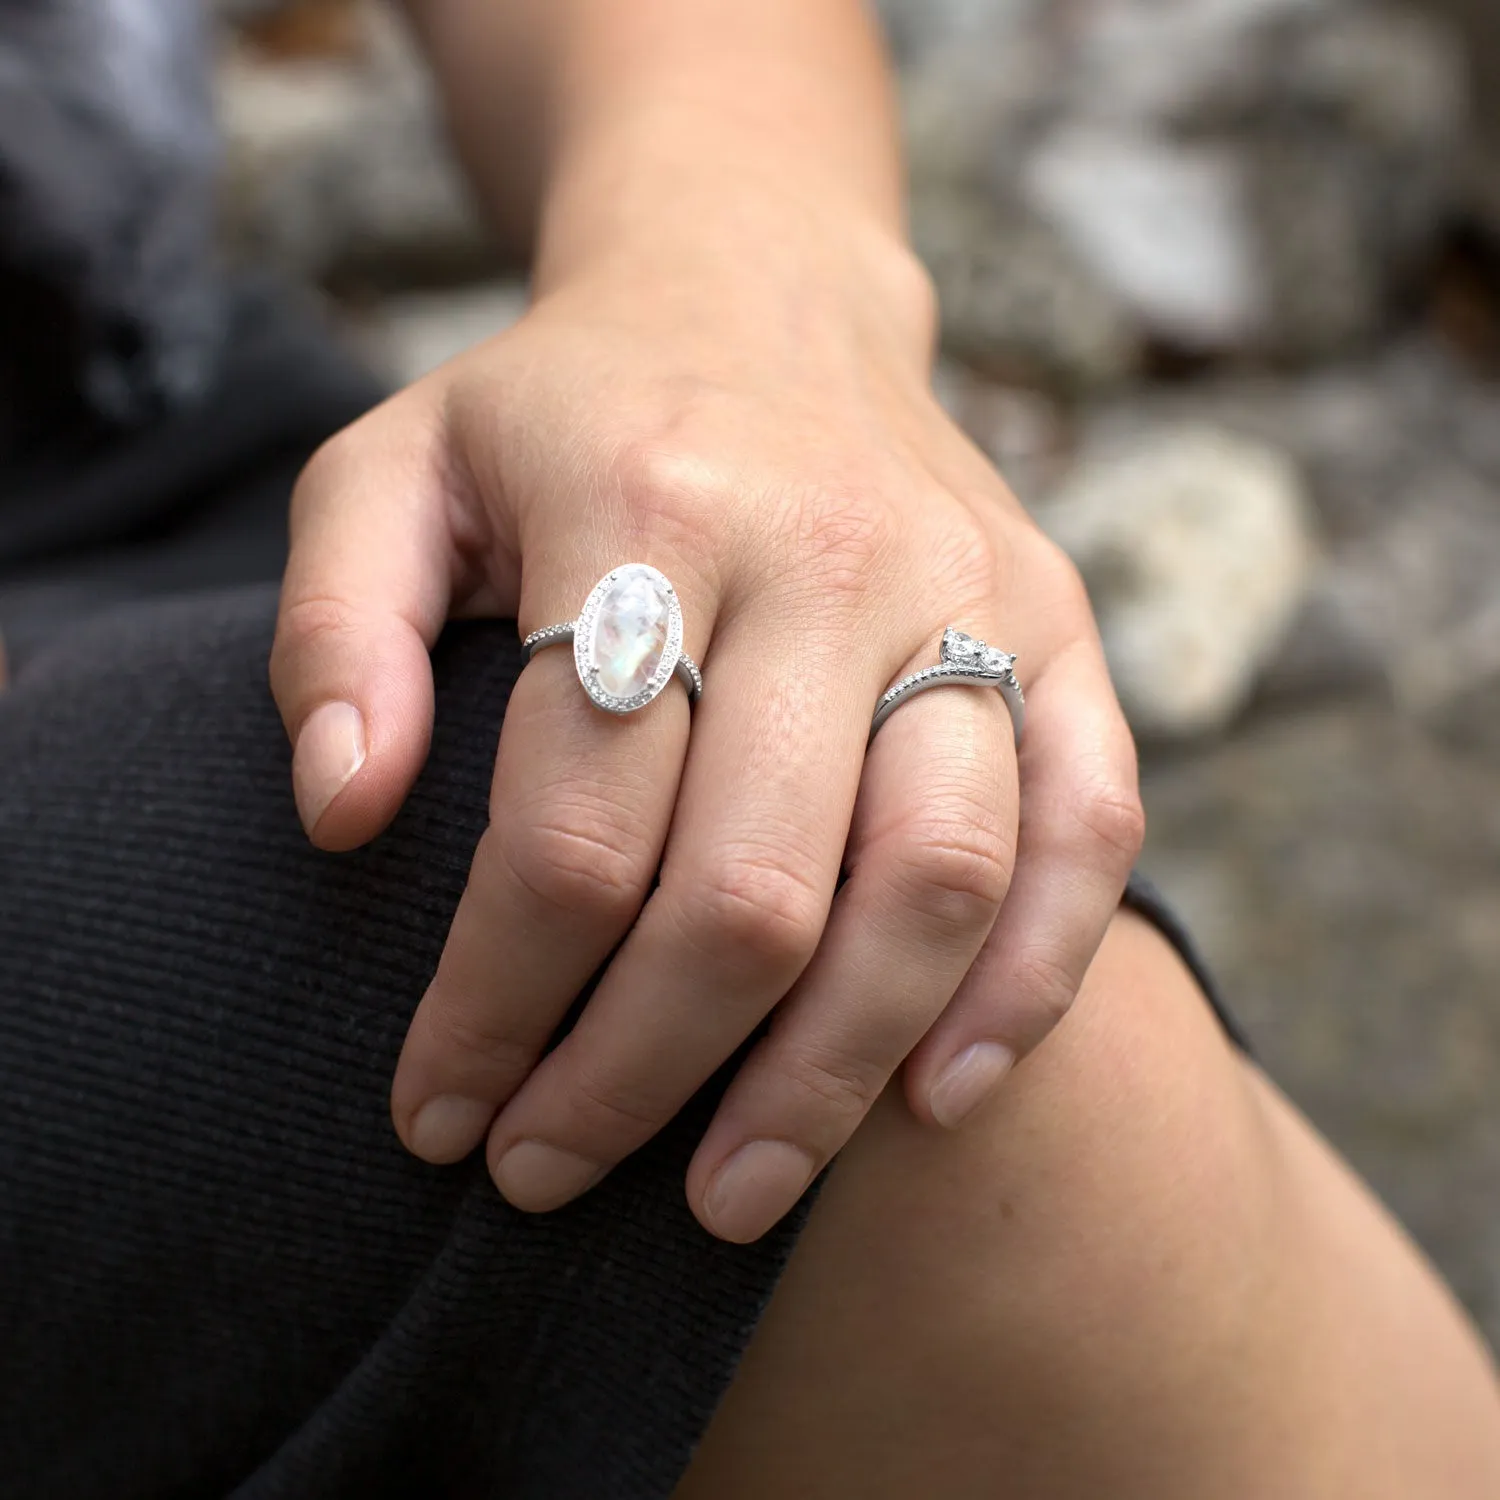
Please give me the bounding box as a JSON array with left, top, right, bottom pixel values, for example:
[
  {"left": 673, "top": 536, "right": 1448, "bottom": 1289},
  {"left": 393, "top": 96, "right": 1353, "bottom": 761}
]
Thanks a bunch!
[{"left": 483, "top": 600, "right": 880, "bottom": 1211}]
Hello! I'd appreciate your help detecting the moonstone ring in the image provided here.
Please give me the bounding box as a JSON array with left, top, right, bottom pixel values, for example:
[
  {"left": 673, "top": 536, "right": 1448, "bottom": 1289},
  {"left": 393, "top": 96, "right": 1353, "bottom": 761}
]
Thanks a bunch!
[
  {"left": 521, "top": 563, "right": 703, "bottom": 715},
  {"left": 869, "top": 627, "right": 1024, "bottom": 746}
]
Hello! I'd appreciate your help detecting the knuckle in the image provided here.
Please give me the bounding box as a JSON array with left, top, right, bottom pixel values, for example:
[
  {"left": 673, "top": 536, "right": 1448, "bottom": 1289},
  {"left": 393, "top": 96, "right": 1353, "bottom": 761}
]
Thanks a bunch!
[
  {"left": 1008, "top": 943, "right": 1081, "bottom": 1032},
  {"left": 1073, "top": 778, "right": 1147, "bottom": 868},
  {"left": 611, "top": 436, "right": 719, "bottom": 533},
  {"left": 270, "top": 594, "right": 365, "bottom": 699},
  {"left": 790, "top": 489, "right": 902, "bottom": 599},
  {"left": 670, "top": 855, "right": 826, "bottom": 972},
  {"left": 604, "top": 436, "right": 728, "bottom": 591},
  {"left": 778, "top": 1044, "right": 887, "bottom": 1120},
  {"left": 931, "top": 517, "right": 1004, "bottom": 605},
  {"left": 276, "top": 593, "right": 363, "bottom": 656},
  {"left": 505, "top": 801, "right": 656, "bottom": 920},
  {"left": 564, "top": 1065, "right": 668, "bottom": 1140},
  {"left": 422, "top": 1005, "right": 535, "bottom": 1081},
  {"left": 894, "top": 820, "right": 1013, "bottom": 932}
]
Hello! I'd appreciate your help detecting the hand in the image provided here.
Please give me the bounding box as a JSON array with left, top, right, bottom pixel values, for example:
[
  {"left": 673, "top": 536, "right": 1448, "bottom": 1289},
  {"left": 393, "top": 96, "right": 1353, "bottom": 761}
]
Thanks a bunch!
[{"left": 269, "top": 192, "right": 1144, "bottom": 1243}]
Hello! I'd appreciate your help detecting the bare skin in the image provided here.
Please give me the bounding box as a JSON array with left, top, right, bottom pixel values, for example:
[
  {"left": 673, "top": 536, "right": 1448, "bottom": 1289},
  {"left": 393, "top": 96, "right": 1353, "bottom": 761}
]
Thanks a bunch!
[{"left": 678, "top": 910, "right": 1500, "bottom": 1497}]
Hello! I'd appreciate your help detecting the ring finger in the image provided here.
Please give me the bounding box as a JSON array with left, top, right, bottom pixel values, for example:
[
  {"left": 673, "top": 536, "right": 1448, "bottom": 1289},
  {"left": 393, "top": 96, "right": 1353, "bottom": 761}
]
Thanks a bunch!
[
  {"left": 389, "top": 555, "right": 710, "bottom": 1163},
  {"left": 684, "top": 632, "right": 1017, "bottom": 1241}
]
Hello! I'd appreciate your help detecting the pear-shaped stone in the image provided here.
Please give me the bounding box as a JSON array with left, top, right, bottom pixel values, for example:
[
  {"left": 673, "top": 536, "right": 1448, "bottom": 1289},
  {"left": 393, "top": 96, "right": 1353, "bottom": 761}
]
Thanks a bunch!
[{"left": 588, "top": 564, "right": 671, "bottom": 698}]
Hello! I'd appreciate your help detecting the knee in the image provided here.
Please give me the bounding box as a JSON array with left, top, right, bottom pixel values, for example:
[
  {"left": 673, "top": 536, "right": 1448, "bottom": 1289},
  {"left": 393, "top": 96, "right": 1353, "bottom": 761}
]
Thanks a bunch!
[{"left": 806, "top": 909, "right": 1280, "bottom": 1375}]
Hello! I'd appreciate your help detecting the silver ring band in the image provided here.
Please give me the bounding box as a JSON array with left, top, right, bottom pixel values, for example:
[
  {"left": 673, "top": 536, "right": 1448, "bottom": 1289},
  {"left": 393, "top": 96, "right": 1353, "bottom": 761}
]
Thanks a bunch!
[
  {"left": 869, "top": 627, "right": 1024, "bottom": 746},
  {"left": 521, "top": 563, "right": 702, "bottom": 715}
]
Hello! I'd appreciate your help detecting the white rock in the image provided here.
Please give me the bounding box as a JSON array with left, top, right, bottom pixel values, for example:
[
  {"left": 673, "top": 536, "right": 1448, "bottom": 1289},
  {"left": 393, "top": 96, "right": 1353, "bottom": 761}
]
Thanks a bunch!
[
  {"left": 1023, "top": 126, "right": 1265, "bottom": 349},
  {"left": 1036, "top": 427, "right": 1316, "bottom": 737}
]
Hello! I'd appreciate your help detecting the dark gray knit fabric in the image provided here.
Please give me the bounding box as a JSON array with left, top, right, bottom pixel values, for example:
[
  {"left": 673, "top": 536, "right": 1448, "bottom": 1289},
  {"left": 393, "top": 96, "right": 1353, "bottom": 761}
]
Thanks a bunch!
[{"left": 1, "top": 588, "right": 812, "bottom": 1499}]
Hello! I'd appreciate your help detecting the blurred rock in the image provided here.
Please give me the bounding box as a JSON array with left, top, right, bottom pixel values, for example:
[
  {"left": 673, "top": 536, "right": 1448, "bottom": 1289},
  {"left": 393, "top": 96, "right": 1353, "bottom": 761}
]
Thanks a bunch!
[
  {"left": 875, "top": 0, "right": 1037, "bottom": 63},
  {"left": 1139, "top": 701, "right": 1500, "bottom": 1345},
  {"left": 898, "top": 1, "right": 1468, "bottom": 365},
  {"left": 219, "top": 0, "right": 363, "bottom": 57},
  {"left": 1416, "top": 0, "right": 1500, "bottom": 244},
  {"left": 217, "top": 6, "right": 488, "bottom": 282},
  {"left": 1068, "top": 345, "right": 1500, "bottom": 730},
  {"left": 911, "top": 189, "right": 1141, "bottom": 387},
  {"left": 1036, "top": 427, "right": 1316, "bottom": 738},
  {"left": 1052, "top": 0, "right": 1322, "bottom": 131},
  {"left": 931, "top": 362, "right": 1070, "bottom": 505},
  {"left": 1022, "top": 128, "right": 1264, "bottom": 350},
  {"left": 899, "top": 32, "right": 1053, "bottom": 189},
  {"left": 355, "top": 280, "right": 529, "bottom": 386},
  {"left": 1242, "top": 135, "right": 1387, "bottom": 359},
  {"left": 1316, "top": 471, "right": 1500, "bottom": 757}
]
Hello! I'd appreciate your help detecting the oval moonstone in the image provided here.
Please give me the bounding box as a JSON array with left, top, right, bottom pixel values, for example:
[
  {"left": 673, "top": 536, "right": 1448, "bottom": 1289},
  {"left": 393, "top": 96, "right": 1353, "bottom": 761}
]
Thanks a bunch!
[{"left": 587, "top": 564, "right": 672, "bottom": 698}]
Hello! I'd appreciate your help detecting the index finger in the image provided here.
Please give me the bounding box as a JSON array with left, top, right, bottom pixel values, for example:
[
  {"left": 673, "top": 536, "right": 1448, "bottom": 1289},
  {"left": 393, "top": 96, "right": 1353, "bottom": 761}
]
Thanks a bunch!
[{"left": 269, "top": 400, "right": 461, "bottom": 850}]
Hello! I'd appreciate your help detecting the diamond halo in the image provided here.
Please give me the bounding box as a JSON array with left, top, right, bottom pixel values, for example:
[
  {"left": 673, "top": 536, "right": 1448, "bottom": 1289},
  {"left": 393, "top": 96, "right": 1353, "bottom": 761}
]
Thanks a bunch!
[{"left": 520, "top": 563, "right": 701, "bottom": 715}]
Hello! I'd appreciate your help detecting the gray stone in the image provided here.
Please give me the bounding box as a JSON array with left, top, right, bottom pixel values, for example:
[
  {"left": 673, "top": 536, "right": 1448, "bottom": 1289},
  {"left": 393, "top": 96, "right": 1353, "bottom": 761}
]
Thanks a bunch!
[
  {"left": 897, "top": 1, "right": 1469, "bottom": 362},
  {"left": 911, "top": 188, "right": 1141, "bottom": 388},
  {"left": 1035, "top": 426, "right": 1316, "bottom": 738},
  {"left": 354, "top": 280, "right": 529, "bottom": 386},
  {"left": 1067, "top": 347, "right": 1500, "bottom": 733},
  {"left": 1245, "top": 10, "right": 1466, "bottom": 356},
  {"left": 1139, "top": 702, "right": 1500, "bottom": 1348},
  {"left": 1313, "top": 469, "right": 1500, "bottom": 755},
  {"left": 217, "top": 7, "right": 488, "bottom": 281},
  {"left": 1022, "top": 127, "right": 1265, "bottom": 350},
  {"left": 1424, "top": 0, "right": 1500, "bottom": 242},
  {"left": 1241, "top": 134, "right": 1388, "bottom": 359},
  {"left": 931, "top": 362, "right": 1070, "bottom": 507},
  {"left": 899, "top": 36, "right": 1053, "bottom": 191},
  {"left": 1054, "top": 0, "right": 1328, "bottom": 130},
  {"left": 874, "top": 0, "right": 1038, "bottom": 63}
]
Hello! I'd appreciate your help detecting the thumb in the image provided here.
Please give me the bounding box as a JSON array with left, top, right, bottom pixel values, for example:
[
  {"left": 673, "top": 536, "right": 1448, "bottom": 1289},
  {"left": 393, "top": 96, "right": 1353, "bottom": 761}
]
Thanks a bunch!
[{"left": 270, "top": 411, "right": 456, "bottom": 852}]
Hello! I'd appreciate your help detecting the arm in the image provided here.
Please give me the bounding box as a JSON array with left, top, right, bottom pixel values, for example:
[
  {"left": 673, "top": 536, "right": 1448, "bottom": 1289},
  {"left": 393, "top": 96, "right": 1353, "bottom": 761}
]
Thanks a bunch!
[{"left": 401, "top": 0, "right": 908, "bottom": 271}]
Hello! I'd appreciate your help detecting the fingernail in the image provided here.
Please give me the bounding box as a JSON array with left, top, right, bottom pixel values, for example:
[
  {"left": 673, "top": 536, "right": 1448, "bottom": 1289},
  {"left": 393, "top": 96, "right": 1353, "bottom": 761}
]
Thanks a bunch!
[
  {"left": 703, "top": 1140, "right": 818, "bottom": 1244},
  {"left": 407, "top": 1095, "right": 495, "bottom": 1163},
  {"left": 292, "top": 700, "right": 366, "bottom": 832},
  {"left": 929, "top": 1041, "right": 1016, "bottom": 1129},
  {"left": 492, "top": 1140, "right": 606, "bottom": 1212}
]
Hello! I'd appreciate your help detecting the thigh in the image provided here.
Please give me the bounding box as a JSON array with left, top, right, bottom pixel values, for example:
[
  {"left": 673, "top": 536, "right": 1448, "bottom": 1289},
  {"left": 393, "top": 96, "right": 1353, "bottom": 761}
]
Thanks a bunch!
[{"left": 678, "top": 910, "right": 1500, "bottom": 1499}]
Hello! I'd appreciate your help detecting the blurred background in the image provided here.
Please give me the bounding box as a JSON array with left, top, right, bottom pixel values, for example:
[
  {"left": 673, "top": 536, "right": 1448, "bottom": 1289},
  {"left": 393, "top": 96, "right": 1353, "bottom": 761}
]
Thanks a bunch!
[{"left": 214, "top": 0, "right": 1500, "bottom": 1342}]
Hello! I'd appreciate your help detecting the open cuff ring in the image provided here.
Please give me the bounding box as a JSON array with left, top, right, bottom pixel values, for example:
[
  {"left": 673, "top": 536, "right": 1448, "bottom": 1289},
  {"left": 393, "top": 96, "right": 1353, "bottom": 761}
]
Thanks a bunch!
[
  {"left": 869, "top": 627, "right": 1025, "bottom": 747},
  {"left": 521, "top": 563, "right": 703, "bottom": 715}
]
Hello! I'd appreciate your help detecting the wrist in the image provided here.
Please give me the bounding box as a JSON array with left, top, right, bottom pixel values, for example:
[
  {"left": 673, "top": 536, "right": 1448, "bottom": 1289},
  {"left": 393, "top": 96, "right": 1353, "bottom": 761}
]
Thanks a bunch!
[{"left": 532, "top": 114, "right": 935, "bottom": 364}]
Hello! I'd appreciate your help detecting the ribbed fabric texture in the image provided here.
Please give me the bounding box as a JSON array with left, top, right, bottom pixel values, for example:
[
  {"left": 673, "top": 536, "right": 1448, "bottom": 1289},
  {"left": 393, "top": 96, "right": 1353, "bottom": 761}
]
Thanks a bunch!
[{"left": 0, "top": 589, "right": 809, "bottom": 1499}]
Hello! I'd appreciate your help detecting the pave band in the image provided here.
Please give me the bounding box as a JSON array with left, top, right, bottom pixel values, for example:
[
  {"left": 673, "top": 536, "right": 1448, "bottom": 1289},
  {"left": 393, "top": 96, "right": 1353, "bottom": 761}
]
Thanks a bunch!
[
  {"left": 520, "top": 563, "right": 702, "bottom": 715},
  {"left": 869, "top": 627, "right": 1024, "bottom": 746}
]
